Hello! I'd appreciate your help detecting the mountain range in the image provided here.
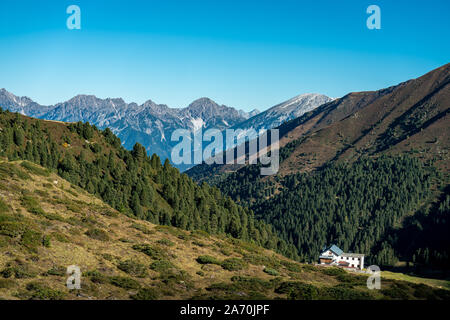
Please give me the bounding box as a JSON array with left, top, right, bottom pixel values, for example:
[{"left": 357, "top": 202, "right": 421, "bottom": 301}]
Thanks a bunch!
[{"left": 0, "top": 89, "right": 330, "bottom": 171}]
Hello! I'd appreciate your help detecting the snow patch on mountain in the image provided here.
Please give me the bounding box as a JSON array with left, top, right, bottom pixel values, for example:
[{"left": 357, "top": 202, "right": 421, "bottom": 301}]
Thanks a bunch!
[
  {"left": 191, "top": 117, "right": 205, "bottom": 132},
  {"left": 230, "top": 93, "right": 332, "bottom": 139}
]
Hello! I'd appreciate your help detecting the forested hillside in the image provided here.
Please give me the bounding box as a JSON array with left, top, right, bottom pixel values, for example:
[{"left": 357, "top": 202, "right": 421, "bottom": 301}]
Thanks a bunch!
[
  {"left": 0, "top": 109, "right": 297, "bottom": 259},
  {"left": 187, "top": 64, "right": 450, "bottom": 273},
  {"left": 211, "top": 153, "right": 449, "bottom": 269},
  {"left": 391, "top": 187, "right": 450, "bottom": 270}
]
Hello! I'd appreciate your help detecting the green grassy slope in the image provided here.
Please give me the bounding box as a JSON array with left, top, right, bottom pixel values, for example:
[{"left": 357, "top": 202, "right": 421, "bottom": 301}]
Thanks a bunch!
[{"left": 0, "top": 160, "right": 449, "bottom": 300}]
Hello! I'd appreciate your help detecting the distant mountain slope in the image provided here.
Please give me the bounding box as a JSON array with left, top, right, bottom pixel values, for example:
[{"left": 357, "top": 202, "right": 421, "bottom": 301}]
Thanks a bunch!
[
  {"left": 275, "top": 63, "right": 449, "bottom": 175},
  {"left": 1, "top": 160, "right": 448, "bottom": 300},
  {"left": 188, "top": 63, "right": 449, "bottom": 182}
]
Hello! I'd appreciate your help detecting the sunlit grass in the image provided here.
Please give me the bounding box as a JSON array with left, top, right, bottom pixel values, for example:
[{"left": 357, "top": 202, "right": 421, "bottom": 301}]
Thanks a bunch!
[{"left": 381, "top": 270, "right": 450, "bottom": 290}]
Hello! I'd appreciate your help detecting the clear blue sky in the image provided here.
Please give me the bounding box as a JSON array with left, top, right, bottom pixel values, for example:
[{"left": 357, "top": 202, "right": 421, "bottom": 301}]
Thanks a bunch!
[{"left": 0, "top": 0, "right": 449, "bottom": 111}]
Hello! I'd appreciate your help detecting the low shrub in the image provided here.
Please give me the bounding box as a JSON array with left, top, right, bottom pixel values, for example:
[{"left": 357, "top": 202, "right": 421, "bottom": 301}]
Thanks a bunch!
[
  {"left": 280, "top": 261, "right": 303, "bottom": 273},
  {"left": 319, "top": 286, "right": 373, "bottom": 300},
  {"left": 0, "top": 198, "right": 10, "bottom": 213},
  {"left": 14, "top": 266, "right": 38, "bottom": 279},
  {"left": 150, "top": 260, "right": 174, "bottom": 272},
  {"left": 20, "top": 161, "right": 50, "bottom": 177},
  {"left": 25, "top": 282, "right": 65, "bottom": 300},
  {"left": 230, "top": 276, "right": 274, "bottom": 291},
  {"left": 219, "top": 247, "right": 233, "bottom": 256},
  {"left": 42, "top": 235, "right": 51, "bottom": 247},
  {"left": 380, "top": 282, "right": 412, "bottom": 299},
  {"left": 301, "top": 264, "right": 319, "bottom": 272},
  {"left": 89, "top": 143, "right": 102, "bottom": 153},
  {"left": 196, "top": 255, "right": 221, "bottom": 265},
  {"left": 20, "top": 195, "right": 47, "bottom": 216},
  {"left": 0, "top": 214, "right": 27, "bottom": 237},
  {"left": 102, "top": 253, "right": 115, "bottom": 262},
  {"left": 131, "top": 223, "right": 153, "bottom": 234},
  {"left": 132, "top": 244, "right": 168, "bottom": 260},
  {"left": 336, "top": 273, "right": 366, "bottom": 285},
  {"left": 0, "top": 162, "right": 31, "bottom": 180},
  {"left": 412, "top": 283, "right": 439, "bottom": 299},
  {"left": 0, "top": 267, "right": 14, "bottom": 278},
  {"left": 319, "top": 267, "right": 347, "bottom": 276},
  {"left": 263, "top": 268, "right": 279, "bottom": 276},
  {"left": 156, "top": 239, "right": 175, "bottom": 247},
  {"left": 34, "top": 189, "right": 49, "bottom": 198},
  {"left": 130, "top": 288, "right": 159, "bottom": 300},
  {"left": 109, "top": 276, "right": 141, "bottom": 289},
  {"left": 85, "top": 228, "right": 109, "bottom": 241},
  {"left": 51, "top": 232, "right": 69, "bottom": 243},
  {"left": 155, "top": 225, "right": 184, "bottom": 237},
  {"left": 192, "top": 240, "right": 206, "bottom": 247},
  {"left": 191, "top": 230, "right": 210, "bottom": 239},
  {"left": 84, "top": 270, "right": 107, "bottom": 284},
  {"left": 275, "top": 281, "right": 319, "bottom": 300},
  {"left": 2, "top": 260, "right": 38, "bottom": 279},
  {"left": 221, "top": 258, "right": 247, "bottom": 271},
  {"left": 20, "top": 229, "right": 42, "bottom": 251},
  {"left": 66, "top": 203, "right": 82, "bottom": 213},
  {"left": 177, "top": 234, "right": 188, "bottom": 240},
  {"left": 159, "top": 270, "right": 191, "bottom": 288},
  {"left": 228, "top": 238, "right": 262, "bottom": 254},
  {"left": 44, "top": 266, "right": 66, "bottom": 277},
  {"left": 205, "top": 280, "right": 270, "bottom": 299},
  {"left": 117, "top": 259, "right": 147, "bottom": 278}
]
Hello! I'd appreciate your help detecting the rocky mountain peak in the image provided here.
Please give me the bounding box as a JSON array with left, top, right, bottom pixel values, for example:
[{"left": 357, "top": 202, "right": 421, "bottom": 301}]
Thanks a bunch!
[{"left": 0, "top": 89, "right": 330, "bottom": 171}]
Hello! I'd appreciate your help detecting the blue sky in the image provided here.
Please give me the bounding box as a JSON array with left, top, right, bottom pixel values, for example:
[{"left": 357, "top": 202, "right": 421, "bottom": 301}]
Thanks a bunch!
[{"left": 0, "top": 0, "right": 449, "bottom": 111}]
